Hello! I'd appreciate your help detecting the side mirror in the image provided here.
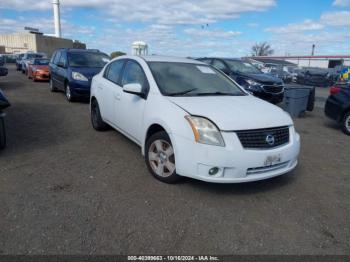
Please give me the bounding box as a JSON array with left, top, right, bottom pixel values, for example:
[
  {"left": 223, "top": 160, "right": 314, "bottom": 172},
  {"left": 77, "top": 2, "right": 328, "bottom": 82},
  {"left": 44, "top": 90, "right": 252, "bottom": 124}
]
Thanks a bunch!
[
  {"left": 123, "top": 83, "right": 144, "bottom": 97},
  {"left": 57, "top": 62, "right": 66, "bottom": 68}
]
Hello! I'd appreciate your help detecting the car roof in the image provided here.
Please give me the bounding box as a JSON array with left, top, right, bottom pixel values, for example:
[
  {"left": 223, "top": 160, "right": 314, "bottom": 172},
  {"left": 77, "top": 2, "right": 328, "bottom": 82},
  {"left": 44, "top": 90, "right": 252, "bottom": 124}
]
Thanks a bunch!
[
  {"left": 61, "top": 48, "right": 104, "bottom": 53},
  {"left": 140, "top": 55, "right": 204, "bottom": 64},
  {"left": 198, "top": 57, "right": 242, "bottom": 61}
]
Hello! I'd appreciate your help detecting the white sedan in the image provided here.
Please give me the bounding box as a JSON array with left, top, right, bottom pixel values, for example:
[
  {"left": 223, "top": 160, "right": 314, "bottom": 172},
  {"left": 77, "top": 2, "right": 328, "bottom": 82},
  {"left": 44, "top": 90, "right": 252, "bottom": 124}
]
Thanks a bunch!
[{"left": 90, "top": 56, "right": 300, "bottom": 183}]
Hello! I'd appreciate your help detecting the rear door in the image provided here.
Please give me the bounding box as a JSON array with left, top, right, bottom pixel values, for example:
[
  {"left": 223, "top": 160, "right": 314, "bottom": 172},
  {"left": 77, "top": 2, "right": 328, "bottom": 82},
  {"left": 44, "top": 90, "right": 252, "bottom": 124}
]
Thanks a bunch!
[
  {"left": 50, "top": 51, "right": 61, "bottom": 88},
  {"left": 99, "top": 59, "right": 125, "bottom": 123}
]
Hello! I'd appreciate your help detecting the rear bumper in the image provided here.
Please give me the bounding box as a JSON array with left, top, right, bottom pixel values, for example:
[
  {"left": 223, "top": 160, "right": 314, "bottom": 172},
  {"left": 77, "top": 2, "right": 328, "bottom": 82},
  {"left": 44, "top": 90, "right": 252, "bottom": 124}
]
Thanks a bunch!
[{"left": 325, "top": 97, "right": 343, "bottom": 122}]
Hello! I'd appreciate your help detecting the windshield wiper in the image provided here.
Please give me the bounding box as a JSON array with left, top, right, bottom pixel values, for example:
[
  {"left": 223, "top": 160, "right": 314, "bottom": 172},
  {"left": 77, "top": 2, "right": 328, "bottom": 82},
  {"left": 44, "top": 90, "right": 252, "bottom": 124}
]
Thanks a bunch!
[
  {"left": 193, "top": 92, "right": 235, "bottom": 96},
  {"left": 167, "top": 88, "right": 198, "bottom": 96}
]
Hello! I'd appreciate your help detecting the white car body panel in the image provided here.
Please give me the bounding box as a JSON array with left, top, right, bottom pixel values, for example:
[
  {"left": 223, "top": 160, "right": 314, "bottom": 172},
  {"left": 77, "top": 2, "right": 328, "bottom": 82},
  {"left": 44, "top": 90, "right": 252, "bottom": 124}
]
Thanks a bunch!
[
  {"left": 90, "top": 55, "right": 300, "bottom": 183},
  {"left": 166, "top": 95, "right": 293, "bottom": 131}
]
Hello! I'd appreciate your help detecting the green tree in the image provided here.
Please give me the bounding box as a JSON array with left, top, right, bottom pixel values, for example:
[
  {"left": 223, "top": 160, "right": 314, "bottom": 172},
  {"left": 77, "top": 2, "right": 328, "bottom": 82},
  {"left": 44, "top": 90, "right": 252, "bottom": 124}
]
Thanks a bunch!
[
  {"left": 110, "top": 51, "right": 126, "bottom": 59},
  {"left": 251, "top": 42, "right": 274, "bottom": 56}
]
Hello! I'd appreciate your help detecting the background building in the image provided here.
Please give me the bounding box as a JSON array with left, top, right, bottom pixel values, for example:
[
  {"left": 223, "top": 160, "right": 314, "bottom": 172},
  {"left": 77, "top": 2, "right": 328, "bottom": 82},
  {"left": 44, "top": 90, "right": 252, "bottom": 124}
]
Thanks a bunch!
[{"left": 0, "top": 32, "right": 86, "bottom": 57}]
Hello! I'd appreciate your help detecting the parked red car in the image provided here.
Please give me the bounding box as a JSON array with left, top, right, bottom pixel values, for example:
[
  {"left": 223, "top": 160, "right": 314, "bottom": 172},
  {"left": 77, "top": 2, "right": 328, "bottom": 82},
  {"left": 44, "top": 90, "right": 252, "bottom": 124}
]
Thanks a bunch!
[{"left": 27, "top": 58, "right": 50, "bottom": 81}]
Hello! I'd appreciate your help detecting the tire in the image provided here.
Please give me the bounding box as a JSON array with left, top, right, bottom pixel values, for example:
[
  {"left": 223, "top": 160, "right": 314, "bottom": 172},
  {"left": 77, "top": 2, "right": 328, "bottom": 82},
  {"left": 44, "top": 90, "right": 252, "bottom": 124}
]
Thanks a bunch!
[
  {"left": 49, "top": 78, "right": 57, "bottom": 92},
  {"left": 0, "top": 117, "right": 6, "bottom": 150},
  {"left": 145, "top": 131, "right": 180, "bottom": 183},
  {"left": 307, "top": 87, "right": 315, "bottom": 112},
  {"left": 90, "top": 99, "right": 108, "bottom": 131},
  {"left": 65, "top": 83, "right": 75, "bottom": 102},
  {"left": 341, "top": 111, "right": 350, "bottom": 136}
]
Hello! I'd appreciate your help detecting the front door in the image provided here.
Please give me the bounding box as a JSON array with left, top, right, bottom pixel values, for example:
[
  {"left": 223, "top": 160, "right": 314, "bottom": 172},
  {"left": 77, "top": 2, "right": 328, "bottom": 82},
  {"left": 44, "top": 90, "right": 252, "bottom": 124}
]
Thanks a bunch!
[{"left": 117, "top": 60, "right": 149, "bottom": 143}]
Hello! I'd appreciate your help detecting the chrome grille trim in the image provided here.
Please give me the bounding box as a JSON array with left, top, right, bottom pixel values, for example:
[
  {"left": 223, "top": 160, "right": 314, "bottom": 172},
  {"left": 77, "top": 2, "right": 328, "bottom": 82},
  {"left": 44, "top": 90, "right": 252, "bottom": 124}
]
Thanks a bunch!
[
  {"left": 247, "top": 161, "right": 290, "bottom": 175},
  {"left": 235, "top": 126, "right": 290, "bottom": 149},
  {"left": 261, "top": 85, "right": 284, "bottom": 94}
]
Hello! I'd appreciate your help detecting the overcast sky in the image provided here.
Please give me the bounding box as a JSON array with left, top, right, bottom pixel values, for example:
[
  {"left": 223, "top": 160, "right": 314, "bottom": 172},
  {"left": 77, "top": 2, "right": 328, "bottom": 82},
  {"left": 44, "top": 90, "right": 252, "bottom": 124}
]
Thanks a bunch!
[{"left": 1, "top": 0, "right": 350, "bottom": 56}]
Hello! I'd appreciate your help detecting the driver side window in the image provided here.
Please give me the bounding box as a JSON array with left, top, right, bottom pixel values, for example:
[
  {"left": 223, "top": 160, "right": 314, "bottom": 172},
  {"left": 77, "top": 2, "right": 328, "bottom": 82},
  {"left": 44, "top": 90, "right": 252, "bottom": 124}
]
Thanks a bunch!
[{"left": 122, "top": 61, "right": 149, "bottom": 91}]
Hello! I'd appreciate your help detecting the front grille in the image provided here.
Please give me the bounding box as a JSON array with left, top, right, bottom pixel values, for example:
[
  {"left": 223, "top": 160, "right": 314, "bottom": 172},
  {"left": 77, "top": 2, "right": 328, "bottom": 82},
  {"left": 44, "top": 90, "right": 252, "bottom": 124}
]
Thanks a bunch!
[
  {"left": 236, "top": 126, "right": 290, "bottom": 149},
  {"left": 262, "top": 85, "right": 284, "bottom": 94},
  {"left": 247, "top": 161, "right": 290, "bottom": 175}
]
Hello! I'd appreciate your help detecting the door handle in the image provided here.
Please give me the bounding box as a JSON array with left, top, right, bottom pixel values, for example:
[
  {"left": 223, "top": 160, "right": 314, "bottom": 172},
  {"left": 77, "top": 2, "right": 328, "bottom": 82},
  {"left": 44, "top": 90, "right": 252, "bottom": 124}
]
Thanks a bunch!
[{"left": 114, "top": 93, "right": 121, "bottom": 100}]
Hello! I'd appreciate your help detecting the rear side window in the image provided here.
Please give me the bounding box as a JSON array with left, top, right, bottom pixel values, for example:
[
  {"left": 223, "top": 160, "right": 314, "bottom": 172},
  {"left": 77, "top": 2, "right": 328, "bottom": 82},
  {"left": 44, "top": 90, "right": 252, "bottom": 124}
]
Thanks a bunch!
[
  {"left": 212, "top": 59, "right": 227, "bottom": 71},
  {"left": 199, "top": 59, "right": 212, "bottom": 64},
  {"left": 122, "top": 61, "right": 148, "bottom": 91},
  {"left": 105, "top": 60, "right": 125, "bottom": 85}
]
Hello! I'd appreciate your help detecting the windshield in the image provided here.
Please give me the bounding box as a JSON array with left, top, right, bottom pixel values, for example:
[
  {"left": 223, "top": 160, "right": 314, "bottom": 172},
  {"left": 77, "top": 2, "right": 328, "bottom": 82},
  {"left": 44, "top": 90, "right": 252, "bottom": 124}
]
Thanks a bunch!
[
  {"left": 148, "top": 62, "right": 245, "bottom": 96},
  {"left": 225, "top": 60, "right": 261, "bottom": 74},
  {"left": 33, "top": 59, "right": 49, "bottom": 65},
  {"left": 27, "top": 54, "right": 44, "bottom": 59},
  {"left": 68, "top": 52, "right": 110, "bottom": 68}
]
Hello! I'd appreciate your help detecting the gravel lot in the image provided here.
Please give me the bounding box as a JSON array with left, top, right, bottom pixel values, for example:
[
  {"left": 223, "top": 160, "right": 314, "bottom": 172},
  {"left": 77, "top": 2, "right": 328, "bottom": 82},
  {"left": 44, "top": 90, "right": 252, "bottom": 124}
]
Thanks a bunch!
[{"left": 0, "top": 65, "right": 349, "bottom": 255}]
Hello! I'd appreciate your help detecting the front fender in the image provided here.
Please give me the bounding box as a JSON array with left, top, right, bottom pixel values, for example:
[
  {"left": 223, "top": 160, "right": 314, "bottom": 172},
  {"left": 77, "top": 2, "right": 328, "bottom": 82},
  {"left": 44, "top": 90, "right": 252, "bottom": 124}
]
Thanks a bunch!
[{"left": 141, "top": 95, "right": 195, "bottom": 156}]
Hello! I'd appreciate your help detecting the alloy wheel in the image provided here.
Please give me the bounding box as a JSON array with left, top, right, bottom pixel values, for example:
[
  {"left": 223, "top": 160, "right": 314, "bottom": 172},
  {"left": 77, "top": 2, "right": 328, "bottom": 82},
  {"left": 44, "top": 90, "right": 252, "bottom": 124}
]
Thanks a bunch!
[
  {"left": 148, "top": 139, "right": 175, "bottom": 177},
  {"left": 346, "top": 115, "right": 350, "bottom": 132},
  {"left": 65, "top": 85, "right": 71, "bottom": 100}
]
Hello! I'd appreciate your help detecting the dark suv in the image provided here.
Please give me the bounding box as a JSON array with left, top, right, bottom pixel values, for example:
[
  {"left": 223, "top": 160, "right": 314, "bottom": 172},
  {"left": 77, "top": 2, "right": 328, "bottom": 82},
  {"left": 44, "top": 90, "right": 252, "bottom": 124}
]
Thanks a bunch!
[
  {"left": 325, "top": 84, "right": 350, "bottom": 135},
  {"left": 49, "top": 48, "right": 110, "bottom": 102},
  {"left": 197, "top": 58, "right": 284, "bottom": 104}
]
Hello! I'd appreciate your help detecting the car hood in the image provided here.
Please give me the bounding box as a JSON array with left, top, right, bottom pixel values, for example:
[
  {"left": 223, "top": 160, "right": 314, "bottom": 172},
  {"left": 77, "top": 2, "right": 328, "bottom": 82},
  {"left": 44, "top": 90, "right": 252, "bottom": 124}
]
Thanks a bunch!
[
  {"left": 32, "top": 65, "right": 49, "bottom": 71},
  {"left": 167, "top": 95, "right": 292, "bottom": 131},
  {"left": 69, "top": 67, "right": 103, "bottom": 80},
  {"left": 241, "top": 73, "right": 283, "bottom": 84}
]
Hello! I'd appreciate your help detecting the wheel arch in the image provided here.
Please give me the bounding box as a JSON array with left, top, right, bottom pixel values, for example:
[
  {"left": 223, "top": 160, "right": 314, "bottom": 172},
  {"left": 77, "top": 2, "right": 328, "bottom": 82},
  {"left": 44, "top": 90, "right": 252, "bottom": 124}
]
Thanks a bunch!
[
  {"left": 142, "top": 123, "right": 172, "bottom": 156},
  {"left": 341, "top": 106, "right": 350, "bottom": 122}
]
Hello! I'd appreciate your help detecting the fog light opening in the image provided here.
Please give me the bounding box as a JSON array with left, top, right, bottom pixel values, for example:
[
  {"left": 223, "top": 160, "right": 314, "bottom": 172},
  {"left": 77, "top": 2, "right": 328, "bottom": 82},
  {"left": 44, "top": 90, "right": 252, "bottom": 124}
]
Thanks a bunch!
[{"left": 209, "top": 167, "right": 220, "bottom": 176}]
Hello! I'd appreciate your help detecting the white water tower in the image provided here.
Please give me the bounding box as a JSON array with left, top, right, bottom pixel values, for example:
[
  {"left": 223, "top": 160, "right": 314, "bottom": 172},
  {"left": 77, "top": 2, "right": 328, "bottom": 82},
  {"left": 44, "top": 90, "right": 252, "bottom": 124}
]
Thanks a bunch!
[
  {"left": 132, "top": 41, "right": 148, "bottom": 55},
  {"left": 52, "top": 0, "right": 62, "bottom": 38}
]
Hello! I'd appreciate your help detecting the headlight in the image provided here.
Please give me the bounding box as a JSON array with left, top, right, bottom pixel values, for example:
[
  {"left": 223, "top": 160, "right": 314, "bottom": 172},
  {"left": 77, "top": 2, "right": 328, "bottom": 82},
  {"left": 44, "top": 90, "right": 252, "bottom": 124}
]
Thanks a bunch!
[
  {"left": 246, "top": 79, "right": 260, "bottom": 86},
  {"left": 185, "top": 116, "right": 225, "bottom": 147},
  {"left": 72, "top": 72, "right": 88, "bottom": 81}
]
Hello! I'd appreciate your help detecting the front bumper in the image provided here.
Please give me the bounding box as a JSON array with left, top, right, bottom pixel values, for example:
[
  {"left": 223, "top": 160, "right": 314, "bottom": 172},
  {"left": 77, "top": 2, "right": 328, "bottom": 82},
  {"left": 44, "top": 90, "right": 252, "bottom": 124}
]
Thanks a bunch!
[
  {"left": 33, "top": 71, "right": 50, "bottom": 81},
  {"left": 69, "top": 80, "right": 91, "bottom": 98},
  {"left": 171, "top": 126, "right": 300, "bottom": 183}
]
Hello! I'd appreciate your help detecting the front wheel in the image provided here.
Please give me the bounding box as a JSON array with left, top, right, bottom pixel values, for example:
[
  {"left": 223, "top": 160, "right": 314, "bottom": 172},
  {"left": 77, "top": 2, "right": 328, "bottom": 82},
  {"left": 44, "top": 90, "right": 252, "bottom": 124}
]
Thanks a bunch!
[
  {"left": 0, "top": 117, "right": 6, "bottom": 150},
  {"left": 65, "top": 83, "right": 75, "bottom": 102},
  {"left": 91, "top": 99, "right": 108, "bottom": 131},
  {"left": 145, "top": 131, "right": 180, "bottom": 183},
  {"left": 341, "top": 111, "right": 350, "bottom": 136}
]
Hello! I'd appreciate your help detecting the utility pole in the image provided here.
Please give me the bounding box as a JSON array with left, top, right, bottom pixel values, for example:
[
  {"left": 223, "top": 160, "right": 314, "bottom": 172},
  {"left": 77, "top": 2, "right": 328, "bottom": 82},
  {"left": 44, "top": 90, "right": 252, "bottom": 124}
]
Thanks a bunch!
[
  {"left": 53, "top": 0, "right": 62, "bottom": 38},
  {"left": 309, "top": 44, "right": 315, "bottom": 67}
]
